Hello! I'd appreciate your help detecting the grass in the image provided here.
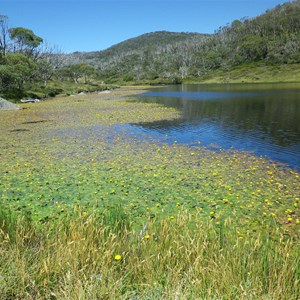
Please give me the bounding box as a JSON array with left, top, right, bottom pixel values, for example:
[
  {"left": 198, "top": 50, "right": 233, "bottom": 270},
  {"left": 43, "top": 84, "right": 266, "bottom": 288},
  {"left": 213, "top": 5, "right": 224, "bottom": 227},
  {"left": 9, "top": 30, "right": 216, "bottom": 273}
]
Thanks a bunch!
[
  {"left": 1, "top": 79, "right": 119, "bottom": 103},
  {"left": 113, "top": 63, "right": 300, "bottom": 85},
  {"left": 185, "top": 63, "right": 300, "bottom": 84},
  {"left": 0, "top": 205, "right": 299, "bottom": 299},
  {"left": 0, "top": 87, "right": 299, "bottom": 299}
]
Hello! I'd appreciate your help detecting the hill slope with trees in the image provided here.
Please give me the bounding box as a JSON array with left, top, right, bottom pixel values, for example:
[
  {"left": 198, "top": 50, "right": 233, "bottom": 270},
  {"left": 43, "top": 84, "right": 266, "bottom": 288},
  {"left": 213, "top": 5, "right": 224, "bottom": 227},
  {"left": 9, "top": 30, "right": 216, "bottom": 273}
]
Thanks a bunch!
[
  {"left": 66, "top": 31, "right": 210, "bottom": 83},
  {"left": 69, "top": 0, "right": 300, "bottom": 84}
]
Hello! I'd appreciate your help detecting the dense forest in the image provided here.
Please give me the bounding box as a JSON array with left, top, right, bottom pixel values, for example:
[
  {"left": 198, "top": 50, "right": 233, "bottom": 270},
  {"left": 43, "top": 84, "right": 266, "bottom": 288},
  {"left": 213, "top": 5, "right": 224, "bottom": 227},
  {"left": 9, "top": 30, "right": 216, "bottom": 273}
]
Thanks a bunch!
[{"left": 1, "top": 0, "right": 300, "bottom": 99}]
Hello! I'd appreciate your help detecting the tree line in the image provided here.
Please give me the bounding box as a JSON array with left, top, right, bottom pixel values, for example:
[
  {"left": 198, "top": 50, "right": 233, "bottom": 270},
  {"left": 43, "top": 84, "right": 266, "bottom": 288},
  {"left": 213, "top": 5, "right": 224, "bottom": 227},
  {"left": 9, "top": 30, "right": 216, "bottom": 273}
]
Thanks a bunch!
[{"left": 0, "top": 16, "right": 99, "bottom": 100}]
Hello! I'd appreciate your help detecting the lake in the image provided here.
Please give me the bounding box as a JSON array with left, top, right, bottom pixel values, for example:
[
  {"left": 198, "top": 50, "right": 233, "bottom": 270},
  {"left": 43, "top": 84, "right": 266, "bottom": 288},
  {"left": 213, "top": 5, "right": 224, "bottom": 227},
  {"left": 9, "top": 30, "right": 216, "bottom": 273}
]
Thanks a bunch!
[{"left": 126, "top": 83, "right": 300, "bottom": 169}]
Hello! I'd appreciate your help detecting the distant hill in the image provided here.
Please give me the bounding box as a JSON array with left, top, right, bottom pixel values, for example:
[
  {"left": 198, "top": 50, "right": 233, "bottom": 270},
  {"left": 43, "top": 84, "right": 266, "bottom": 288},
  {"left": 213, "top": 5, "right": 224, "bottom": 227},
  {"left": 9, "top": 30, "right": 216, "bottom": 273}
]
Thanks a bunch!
[
  {"left": 95, "top": 31, "right": 209, "bottom": 58},
  {"left": 65, "top": 0, "right": 300, "bottom": 84},
  {"left": 66, "top": 31, "right": 210, "bottom": 83},
  {"left": 71, "top": 31, "right": 209, "bottom": 59}
]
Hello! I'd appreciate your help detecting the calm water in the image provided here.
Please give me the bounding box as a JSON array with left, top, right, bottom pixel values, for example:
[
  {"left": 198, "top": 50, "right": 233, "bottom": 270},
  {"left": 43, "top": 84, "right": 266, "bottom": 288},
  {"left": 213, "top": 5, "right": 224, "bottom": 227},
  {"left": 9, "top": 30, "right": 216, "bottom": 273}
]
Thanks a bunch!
[{"left": 127, "top": 83, "right": 300, "bottom": 169}]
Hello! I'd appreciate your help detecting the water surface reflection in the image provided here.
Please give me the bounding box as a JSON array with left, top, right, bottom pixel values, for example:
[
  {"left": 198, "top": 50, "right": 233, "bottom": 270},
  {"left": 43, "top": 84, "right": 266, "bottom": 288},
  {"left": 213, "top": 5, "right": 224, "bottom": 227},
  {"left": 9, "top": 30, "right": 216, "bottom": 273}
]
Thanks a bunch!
[{"left": 130, "top": 83, "right": 300, "bottom": 169}]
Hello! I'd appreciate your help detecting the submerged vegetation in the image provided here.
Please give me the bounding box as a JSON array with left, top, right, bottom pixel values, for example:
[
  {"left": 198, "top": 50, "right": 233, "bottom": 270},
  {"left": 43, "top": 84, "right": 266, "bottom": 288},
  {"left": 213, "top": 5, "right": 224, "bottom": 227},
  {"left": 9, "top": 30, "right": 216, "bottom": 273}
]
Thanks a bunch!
[{"left": 0, "top": 89, "right": 299, "bottom": 299}]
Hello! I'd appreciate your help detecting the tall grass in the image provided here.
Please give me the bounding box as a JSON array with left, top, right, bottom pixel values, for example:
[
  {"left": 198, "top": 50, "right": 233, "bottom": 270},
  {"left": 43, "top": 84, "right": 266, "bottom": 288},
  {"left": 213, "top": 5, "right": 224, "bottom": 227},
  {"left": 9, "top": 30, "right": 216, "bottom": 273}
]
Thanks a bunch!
[{"left": 0, "top": 205, "right": 298, "bottom": 300}]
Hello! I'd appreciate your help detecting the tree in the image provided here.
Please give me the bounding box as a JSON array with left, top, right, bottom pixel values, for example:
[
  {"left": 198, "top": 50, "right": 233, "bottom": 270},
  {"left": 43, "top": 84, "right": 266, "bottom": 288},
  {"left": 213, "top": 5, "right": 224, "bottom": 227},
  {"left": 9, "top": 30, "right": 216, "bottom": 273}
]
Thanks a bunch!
[
  {"left": 59, "top": 63, "right": 96, "bottom": 84},
  {"left": 79, "top": 64, "right": 96, "bottom": 83},
  {"left": 9, "top": 27, "right": 43, "bottom": 57},
  {"left": 0, "top": 15, "right": 9, "bottom": 56},
  {"left": 36, "top": 43, "right": 65, "bottom": 85},
  {"left": 0, "top": 53, "right": 37, "bottom": 91}
]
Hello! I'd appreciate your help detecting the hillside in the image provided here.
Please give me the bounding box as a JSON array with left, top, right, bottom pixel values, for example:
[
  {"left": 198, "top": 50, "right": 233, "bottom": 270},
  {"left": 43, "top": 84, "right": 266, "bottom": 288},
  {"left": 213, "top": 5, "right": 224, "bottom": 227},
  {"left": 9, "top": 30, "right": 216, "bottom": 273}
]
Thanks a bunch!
[
  {"left": 93, "top": 31, "right": 208, "bottom": 59},
  {"left": 67, "top": 31, "right": 210, "bottom": 83},
  {"left": 67, "top": 0, "right": 300, "bottom": 84},
  {"left": 70, "top": 31, "right": 209, "bottom": 59}
]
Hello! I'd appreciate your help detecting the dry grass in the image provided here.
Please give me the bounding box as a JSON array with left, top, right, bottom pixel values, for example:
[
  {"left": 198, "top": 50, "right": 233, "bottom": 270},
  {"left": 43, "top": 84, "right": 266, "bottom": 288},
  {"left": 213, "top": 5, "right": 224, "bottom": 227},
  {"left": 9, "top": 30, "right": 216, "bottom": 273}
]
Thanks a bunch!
[{"left": 0, "top": 207, "right": 299, "bottom": 300}]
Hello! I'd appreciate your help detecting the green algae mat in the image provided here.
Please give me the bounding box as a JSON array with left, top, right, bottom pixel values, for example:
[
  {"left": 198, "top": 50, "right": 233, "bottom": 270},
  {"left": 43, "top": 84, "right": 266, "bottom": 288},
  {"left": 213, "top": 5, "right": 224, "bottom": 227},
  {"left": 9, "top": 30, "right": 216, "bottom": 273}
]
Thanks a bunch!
[{"left": 0, "top": 89, "right": 299, "bottom": 239}]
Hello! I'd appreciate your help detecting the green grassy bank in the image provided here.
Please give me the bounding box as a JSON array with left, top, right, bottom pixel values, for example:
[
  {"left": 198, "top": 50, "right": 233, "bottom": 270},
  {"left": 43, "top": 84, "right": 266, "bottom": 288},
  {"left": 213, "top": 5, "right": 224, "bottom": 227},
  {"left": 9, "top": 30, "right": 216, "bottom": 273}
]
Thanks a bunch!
[
  {"left": 1, "top": 80, "right": 119, "bottom": 103},
  {"left": 0, "top": 88, "right": 299, "bottom": 299},
  {"left": 185, "top": 63, "right": 300, "bottom": 84},
  {"left": 106, "top": 63, "right": 300, "bottom": 86}
]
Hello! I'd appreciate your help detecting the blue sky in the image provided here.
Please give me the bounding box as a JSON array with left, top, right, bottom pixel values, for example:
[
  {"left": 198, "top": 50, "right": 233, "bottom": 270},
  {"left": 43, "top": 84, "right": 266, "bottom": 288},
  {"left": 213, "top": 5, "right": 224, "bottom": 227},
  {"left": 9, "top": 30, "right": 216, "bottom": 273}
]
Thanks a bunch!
[{"left": 1, "top": 0, "right": 288, "bottom": 53}]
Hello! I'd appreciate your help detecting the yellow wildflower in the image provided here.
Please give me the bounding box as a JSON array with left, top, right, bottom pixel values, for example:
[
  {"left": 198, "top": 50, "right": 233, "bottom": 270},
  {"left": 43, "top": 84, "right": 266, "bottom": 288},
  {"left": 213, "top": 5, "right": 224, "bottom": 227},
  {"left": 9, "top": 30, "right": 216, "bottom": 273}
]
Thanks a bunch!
[{"left": 114, "top": 254, "right": 122, "bottom": 261}]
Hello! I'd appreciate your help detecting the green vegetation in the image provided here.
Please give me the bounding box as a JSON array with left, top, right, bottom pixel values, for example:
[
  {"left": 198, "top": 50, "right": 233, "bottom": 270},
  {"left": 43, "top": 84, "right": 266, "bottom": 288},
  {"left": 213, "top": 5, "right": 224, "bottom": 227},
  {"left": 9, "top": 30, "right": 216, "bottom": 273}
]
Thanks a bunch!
[
  {"left": 0, "top": 89, "right": 299, "bottom": 299},
  {"left": 0, "top": 16, "right": 112, "bottom": 101},
  {"left": 187, "top": 63, "right": 300, "bottom": 84}
]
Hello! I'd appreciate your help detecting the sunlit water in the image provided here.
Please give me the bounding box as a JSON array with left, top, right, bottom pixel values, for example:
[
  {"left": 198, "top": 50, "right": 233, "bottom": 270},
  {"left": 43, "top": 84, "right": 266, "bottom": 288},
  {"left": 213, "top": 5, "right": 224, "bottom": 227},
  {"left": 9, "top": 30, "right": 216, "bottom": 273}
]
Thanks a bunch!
[{"left": 122, "top": 83, "right": 300, "bottom": 169}]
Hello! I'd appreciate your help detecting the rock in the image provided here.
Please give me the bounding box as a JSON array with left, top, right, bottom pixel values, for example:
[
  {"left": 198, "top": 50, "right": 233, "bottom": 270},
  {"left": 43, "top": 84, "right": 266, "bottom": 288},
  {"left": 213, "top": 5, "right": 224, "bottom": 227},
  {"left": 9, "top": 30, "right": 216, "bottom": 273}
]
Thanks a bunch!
[
  {"left": 0, "top": 97, "right": 21, "bottom": 110},
  {"left": 98, "top": 90, "right": 111, "bottom": 94},
  {"left": 20, "top": 98, "right": 40, "bottom": 103}
]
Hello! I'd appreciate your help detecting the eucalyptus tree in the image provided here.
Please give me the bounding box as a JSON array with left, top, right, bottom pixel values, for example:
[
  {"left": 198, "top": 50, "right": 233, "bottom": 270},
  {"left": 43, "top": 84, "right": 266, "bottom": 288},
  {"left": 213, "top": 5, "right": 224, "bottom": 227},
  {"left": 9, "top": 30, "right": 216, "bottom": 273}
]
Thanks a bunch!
[
  {"left": 9, "top": 27, "right": 43, "bottom": 57},
  {"left": 59, "top": 63, "right": 97, "bottom": 84},
  {"left": 0, "top": 53, "right": 37, "bottom": 91},
  {"left": 0, "top": 15, "right": 9, "bottom": 56}
]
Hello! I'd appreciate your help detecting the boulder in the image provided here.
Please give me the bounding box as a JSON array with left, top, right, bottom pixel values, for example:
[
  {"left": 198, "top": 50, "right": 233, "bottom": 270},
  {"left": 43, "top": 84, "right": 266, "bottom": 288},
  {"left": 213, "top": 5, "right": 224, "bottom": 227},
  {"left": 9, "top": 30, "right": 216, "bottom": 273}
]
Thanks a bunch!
[
  {"left": 98, "top": 90, "right": 111, "bottom": 94},
  {"left": 0, "top": 97, "right": 21, "bottom": 110}
]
